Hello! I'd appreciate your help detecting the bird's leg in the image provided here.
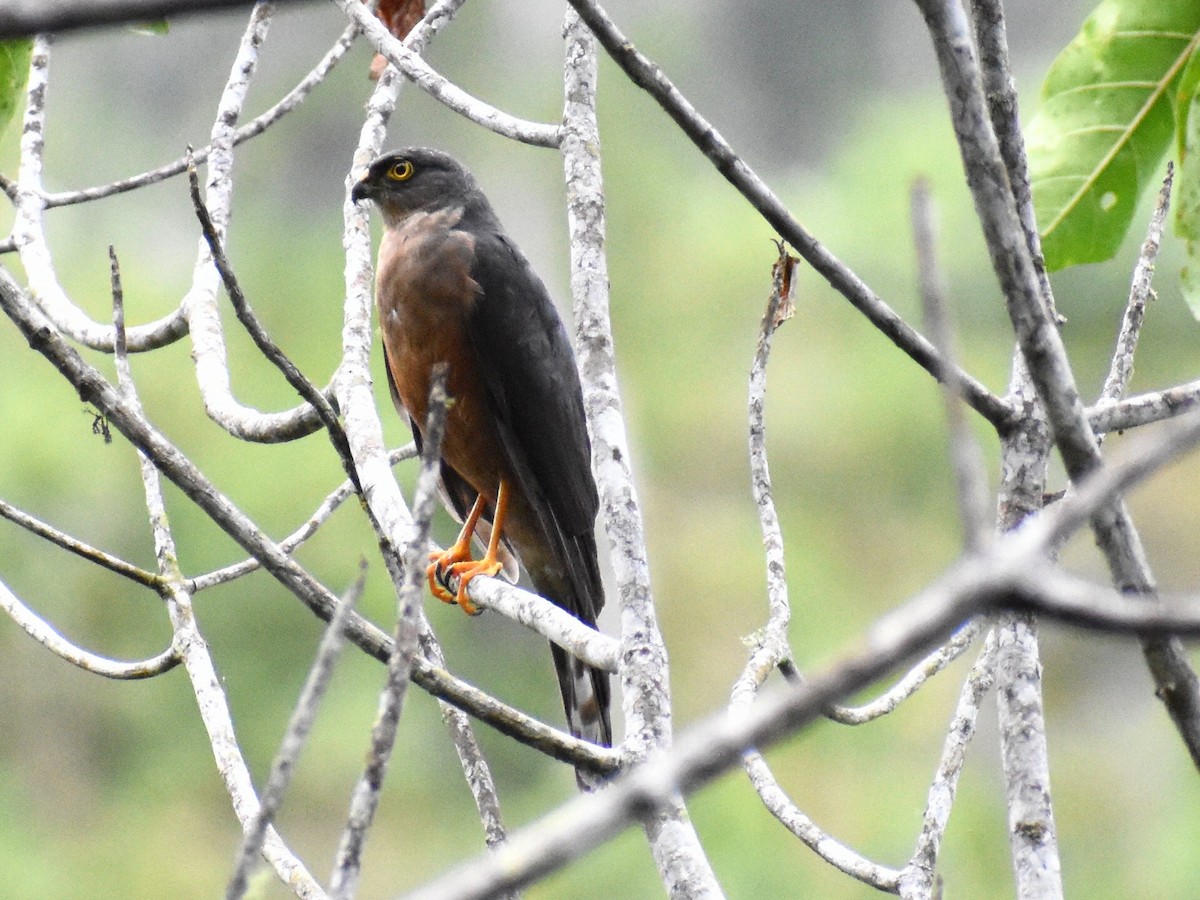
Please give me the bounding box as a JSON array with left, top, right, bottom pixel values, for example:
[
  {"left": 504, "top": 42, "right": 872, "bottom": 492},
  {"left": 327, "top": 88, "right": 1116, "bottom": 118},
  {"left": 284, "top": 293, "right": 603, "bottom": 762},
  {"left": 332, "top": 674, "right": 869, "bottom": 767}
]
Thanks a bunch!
[
  {"left": 427, "top": 493, "right": 488, "bottom": 604},
  {"left": 442, "top": 480, "right": 509, "bottom": 616}
]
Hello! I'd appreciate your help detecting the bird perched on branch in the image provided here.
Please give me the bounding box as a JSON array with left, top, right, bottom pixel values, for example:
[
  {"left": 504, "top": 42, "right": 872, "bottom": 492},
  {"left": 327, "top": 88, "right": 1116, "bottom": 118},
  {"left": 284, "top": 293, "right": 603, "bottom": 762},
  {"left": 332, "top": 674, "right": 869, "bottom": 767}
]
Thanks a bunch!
[{"left": 351, "top": 148, "right": 613, "bottom": 778}]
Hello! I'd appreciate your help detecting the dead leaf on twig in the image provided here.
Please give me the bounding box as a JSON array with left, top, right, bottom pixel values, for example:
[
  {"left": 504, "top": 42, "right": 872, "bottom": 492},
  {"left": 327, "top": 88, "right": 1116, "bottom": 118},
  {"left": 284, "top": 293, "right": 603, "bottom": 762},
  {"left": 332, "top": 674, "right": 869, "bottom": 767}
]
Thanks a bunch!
[{"left": 369, "top": 0, "right": 426, "bottom": 80}]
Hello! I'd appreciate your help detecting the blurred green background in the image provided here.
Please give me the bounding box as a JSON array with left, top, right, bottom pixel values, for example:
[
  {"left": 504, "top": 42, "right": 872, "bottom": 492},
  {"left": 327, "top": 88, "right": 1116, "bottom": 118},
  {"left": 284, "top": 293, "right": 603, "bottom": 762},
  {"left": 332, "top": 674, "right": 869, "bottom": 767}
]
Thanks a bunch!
[{"left": 2, "top": 2, "right": 1200, "bottom": 898}]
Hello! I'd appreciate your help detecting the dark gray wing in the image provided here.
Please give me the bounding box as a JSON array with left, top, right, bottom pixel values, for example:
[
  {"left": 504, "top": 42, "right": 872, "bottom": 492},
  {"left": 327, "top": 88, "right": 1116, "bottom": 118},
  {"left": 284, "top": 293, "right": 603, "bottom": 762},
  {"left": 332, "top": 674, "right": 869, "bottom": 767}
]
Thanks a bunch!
[
  {"left": 464, "top": 230, "right": 603, "bottom": 619},
  {"left": 466, "top": 229, "right": 612, "bottom": 755}
]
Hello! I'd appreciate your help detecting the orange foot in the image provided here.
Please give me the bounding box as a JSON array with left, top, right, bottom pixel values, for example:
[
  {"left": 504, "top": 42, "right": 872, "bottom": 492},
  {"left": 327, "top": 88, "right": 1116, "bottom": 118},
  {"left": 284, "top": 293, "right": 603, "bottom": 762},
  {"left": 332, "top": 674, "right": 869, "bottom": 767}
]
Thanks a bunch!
[
  {"left": 427, "top": 491, "right": 486, "bottom": 606},
  {"left": 425, "top": 482, "right": 509, "bottom": 616},
  {"left": 439, "top": 555, "right": 504, "bottom": 616}
]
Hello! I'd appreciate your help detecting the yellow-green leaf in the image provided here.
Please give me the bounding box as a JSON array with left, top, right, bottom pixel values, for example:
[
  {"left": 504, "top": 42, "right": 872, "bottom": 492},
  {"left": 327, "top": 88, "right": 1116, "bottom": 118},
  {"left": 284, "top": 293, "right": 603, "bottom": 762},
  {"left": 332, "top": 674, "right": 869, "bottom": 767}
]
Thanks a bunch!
[
  {"left": 1026, "top": 0, "right": 1200, "bottom": 270},
  {"left": 0, "top": 39, "right": 31, "bottom": 145}
]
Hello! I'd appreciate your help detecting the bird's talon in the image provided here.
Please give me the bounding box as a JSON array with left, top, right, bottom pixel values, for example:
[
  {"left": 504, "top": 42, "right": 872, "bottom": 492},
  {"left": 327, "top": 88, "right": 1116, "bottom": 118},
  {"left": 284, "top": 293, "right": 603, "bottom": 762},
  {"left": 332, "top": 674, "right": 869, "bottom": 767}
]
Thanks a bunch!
[
  {"left": 444, "top": 558, "right": 502, "bottom": 616},
  {"left": 426, "top": 562, "right": 456, "bottom": 603},
  {"left": 427, "top": 546, "right": 470, "bottom": 604}
]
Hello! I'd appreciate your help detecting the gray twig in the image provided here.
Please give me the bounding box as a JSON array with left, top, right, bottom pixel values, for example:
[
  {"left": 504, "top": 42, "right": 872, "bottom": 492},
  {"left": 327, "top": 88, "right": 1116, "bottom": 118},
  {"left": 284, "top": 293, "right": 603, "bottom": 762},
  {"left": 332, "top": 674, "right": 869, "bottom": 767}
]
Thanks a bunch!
[
  {"left": 187, "top": 159, "right": 360, "bottom": 484},
  {"left": 915, "top": 0, "right": 1200, "bottom": 773},
  {"left": 228, "top": 568, "right": 365, "bottom": 900},
  {"left": 0, "top": 497, "right": 161, "bottom": 589},
  {"left": 0, "top": 0, "right": 315, "bottom": 38},
  {"left": 44, "top": 23, "right": 358, "bottom": 207},
  {"left": 112, "top": 242, "right": 325, "bottom": 898},
  {"left": 0, "top": 577, "right": 179, "bottom": 679},
  {"left": 329, "top": 368, "right": 450, "bottom": 900},
  {"left": 190, "top": 445, "right": 417, "bottom": 592},
  {"left": 899, "top": 632, "right": 997, "bottom": 899},
  {"left": 333, "top": 0, "right": 561, "bottom": 147},
  {"left": 1098, "top": 164, "right": 1174, "bottom": 408},
  {"left": 911, "top": 179, "right": 992, "bottom": 550},
  {"left": 563, "top": 0, "right": 1012, "bottom": 430},
  {"left": 1088, "top": 379, "right": 1200, "bottom": 434}
]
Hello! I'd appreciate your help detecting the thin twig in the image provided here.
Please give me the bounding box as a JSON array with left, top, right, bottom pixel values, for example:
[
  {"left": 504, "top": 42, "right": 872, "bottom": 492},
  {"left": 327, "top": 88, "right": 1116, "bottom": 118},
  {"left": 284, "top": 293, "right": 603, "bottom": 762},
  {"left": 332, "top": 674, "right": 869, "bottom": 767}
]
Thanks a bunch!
[
  {"left": 429, "top": 657, "right": 511, "bottom": 852},
  {"left": 0, "top": 0, "right": 315, "bottom": 37},
  {"left": 563, "top": 0, "right": 1013, "bottom": 430},
  {"left": 181, "top": 3, "right": 335, "bottom": 443},
  {"left": 1098, "top": 164, "right": 1174, "bottom": 407},
  {"left": 911, "top": 179, "right": 992, "bottom": 550},
  {"left": 899, "top": 632, "right": 998, "bottom": 899},
  {"left": 735, "top": 321, "right": 907, "bottom": 898},
  {"left": 330, "top": 368, "right": 452, "bottom": 900},
  {"left": 747, "top": 243, "right": 798, "bottom": 670},
  {"left": 112, "top": 241, "right": 325, "bottom": 898},
  {"left": 828, "top": 622, "right": 980, "bottom": 725},
  {"left": 1088, "top": 380, "right": 1200, "bottom": 434},
  {"left": 188, "top": 158, "right": 360, "bottom": 486},
  {"left": 733, "top": 247, "right": 903, "bottom": 888},
  {"left": 14, "top": 37, "right": 189, "bottom": 352},
  {"left": 227, "top": 567, "right": 366, "bottom": 900},
  {"left": 334, "top": 0, "right": 561, "bottom": 148},
  {"left": 0, "top": 497, "right": 162, "bottom": 589},
  {"left": 190, "top": 445, "right": 416, "bottom": 592},
  {"left": 0, "top": 577, "right": 179, "bottom": 679},
  {"left": 45, "top": 23, "right": 359, "bottom": 208},
  {"left": 970, "top": 0, "right": 1060, "bottom": 325}
]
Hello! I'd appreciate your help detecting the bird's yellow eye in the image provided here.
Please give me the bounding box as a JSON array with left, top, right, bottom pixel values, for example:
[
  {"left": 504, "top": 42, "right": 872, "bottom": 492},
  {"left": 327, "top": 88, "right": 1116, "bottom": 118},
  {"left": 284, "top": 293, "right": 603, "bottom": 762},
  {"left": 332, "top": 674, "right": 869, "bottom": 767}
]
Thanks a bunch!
[{"left": 386, "top": 160, "right": 415, "bottom": 182}]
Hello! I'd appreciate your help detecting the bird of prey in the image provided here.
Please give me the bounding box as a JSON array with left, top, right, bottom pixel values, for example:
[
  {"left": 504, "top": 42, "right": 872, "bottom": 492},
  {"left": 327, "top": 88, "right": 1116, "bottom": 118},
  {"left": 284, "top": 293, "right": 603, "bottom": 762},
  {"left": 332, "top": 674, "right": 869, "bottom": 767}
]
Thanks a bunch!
[{"left": 351, "top": 148, "right": 613, "bottom": 771}]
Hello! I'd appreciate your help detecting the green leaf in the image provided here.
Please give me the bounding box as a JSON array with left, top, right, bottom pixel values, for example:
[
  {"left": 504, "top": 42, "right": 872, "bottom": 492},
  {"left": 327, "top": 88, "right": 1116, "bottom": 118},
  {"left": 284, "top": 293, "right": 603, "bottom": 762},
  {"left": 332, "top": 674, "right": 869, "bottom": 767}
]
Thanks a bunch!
[
  {"left": 0, "top": 39, "right": 31, "bottom": 145},
  {"left": 1026, "top": 0, "right": 1200, "bottom": 270},
  {"left": 1176, "top": 56, "right": 1200, "bottom": 317}
]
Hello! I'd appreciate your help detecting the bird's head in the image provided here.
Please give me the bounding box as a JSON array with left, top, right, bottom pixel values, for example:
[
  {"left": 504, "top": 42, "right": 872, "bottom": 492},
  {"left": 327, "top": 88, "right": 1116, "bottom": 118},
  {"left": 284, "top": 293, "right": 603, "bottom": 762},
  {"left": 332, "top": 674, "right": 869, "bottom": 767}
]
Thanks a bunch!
[{"left": 351, "top": 148, "right": 484, "bottom": 226}]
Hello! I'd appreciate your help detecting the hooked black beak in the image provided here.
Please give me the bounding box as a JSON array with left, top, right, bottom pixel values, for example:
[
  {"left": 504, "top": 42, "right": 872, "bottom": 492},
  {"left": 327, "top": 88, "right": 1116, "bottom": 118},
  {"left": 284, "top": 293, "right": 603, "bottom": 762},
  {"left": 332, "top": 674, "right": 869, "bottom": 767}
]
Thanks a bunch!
[{"left": 350, "top": 178, "right": 373, "bottom": 204}]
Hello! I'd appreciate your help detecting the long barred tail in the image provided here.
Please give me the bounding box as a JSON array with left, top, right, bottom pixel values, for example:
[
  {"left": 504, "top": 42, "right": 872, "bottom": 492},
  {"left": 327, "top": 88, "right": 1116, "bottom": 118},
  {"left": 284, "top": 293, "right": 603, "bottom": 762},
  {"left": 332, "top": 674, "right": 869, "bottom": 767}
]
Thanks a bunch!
[{"left": 550, "top": 642, "right": 612, "bottom": 791}]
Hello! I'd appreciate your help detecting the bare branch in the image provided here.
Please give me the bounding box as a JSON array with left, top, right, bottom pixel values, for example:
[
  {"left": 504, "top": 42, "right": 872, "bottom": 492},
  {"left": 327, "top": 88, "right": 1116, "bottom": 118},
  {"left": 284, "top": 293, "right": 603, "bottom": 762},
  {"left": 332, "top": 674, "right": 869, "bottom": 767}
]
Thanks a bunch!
[
  {"left": 1098, "top": 164, "right": 1174, "bottom": 407},
  {"left": 742, "top": 739, "right": 903, "bottom": 892},
  {"left": 228, "top": 568, "right": 365, "bottom": 900},
  {"left": 914, "top": 0, "right": 1200, "bottom": 770},
  {"left": 560, "top": 0, "right": 661, "bottom": 769},
  {"left": 330, "top": 368, "right": 451, "bottom": 900},
  {"left": 731, "top": 247, "right": 907, "bottom": 891},
  {"left": 113, "top": 243, "right": 325, "bottom": 898},
  {"left": 11, "top": 37, "right": 191, "bottom": 352},
  {"left": 0, "top": 576, "right": 179, "bottom": 679},
  {"left": 911, "top": 179, "right": 992, "bottom": 550},
  {"left": 560, "top": 12, "right": 720, "bottom": 895},
  {"left": 900, "top": 632, "right": 997, "bottom": 899},
  {"left": 181, "top": 3, "right": 337, "bottom": 443},
  {"left": 430, "top": 655, "right": 512, "bottom": 852},
  {"left": 0, "top": 0, "right": 318, "bottom": 39},
  {"left": 464, "top": 576, "right": 619, "bottom": 674},
  {"left": 1089, "top": 380, "right": 1200, "bottom": 434},
  {"left": 190, "top": 445, "right": 416, "bottom": 592},
  {"left": 828, "top": 623, "right": 980, "bottom": 726},
  {"left": 746, "top": 244, "right": 797, "bottom": 669},
  {"left": 564, "top": 0, "right": 1013, "bottom": 431},
  {"left": 188, "top": 158, "right": 352, "bottom": 461},
  {"left": 332, "top": 0, "right": 561, "bottom": 148},
  {"left": 0, "top": 496, "right": 162, "bottom": 588},
  {"left": 970, "top": 0, "right": 1059, "bottom": 325},
  {"left": 45, "top": 23, "right": 359, "bottom": 208}
]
